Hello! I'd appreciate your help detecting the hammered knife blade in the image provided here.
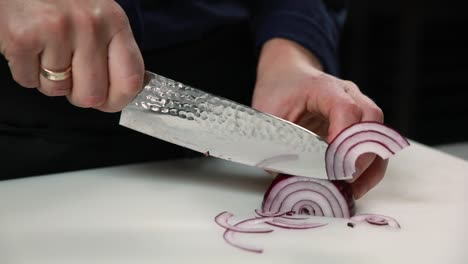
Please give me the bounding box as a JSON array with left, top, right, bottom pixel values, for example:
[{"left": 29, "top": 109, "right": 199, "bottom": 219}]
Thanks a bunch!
[{"left": 119, "top": 71, "right": 330, "bottom": 179}]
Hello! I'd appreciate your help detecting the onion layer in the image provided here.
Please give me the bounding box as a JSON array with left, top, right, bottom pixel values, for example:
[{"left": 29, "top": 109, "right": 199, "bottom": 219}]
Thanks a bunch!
[
  {"left": 217, "top": 212, "right": 329, "bottom": 253},
  {"left": 215, "top": 211, "right": 274, "bottom": 233},
  {"left": 265, "top": 217, "right": 328, "bottom": 229},
  {"left": 221, "top": 216, "right": 277, "bottom": 253}
]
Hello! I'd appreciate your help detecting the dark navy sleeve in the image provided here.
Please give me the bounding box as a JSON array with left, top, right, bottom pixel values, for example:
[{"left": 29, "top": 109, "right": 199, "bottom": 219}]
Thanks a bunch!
[{"left": 252, "top": 0, "right": 347, "bottom": 75}]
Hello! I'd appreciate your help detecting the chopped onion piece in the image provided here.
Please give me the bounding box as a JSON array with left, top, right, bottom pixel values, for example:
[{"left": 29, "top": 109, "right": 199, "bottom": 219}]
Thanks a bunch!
[
  {"left": 254, "top": 209, "right": 290, "bottom": 217},
  {"left": 215, "top": 211, "right": 274, "bottom": 233},
  {"left": 223, "top": 230, "right": 264, "bottom": 254},
  {"left": 350, "top": 214, "right": 401, "bottom": 228},
  {"left": 266, "top": 217, "right": 328, "bottom": 229}
]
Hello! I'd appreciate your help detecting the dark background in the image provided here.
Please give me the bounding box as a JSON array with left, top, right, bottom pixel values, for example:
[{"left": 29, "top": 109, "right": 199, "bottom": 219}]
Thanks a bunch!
[{"left": 338, "top": 0, "right": 468, "bottom": 146}]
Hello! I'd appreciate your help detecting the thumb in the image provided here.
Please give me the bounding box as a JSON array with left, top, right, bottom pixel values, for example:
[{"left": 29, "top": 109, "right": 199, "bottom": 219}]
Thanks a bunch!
[{"left": 97, "top": 27, "right": 144, "bottom": 113}]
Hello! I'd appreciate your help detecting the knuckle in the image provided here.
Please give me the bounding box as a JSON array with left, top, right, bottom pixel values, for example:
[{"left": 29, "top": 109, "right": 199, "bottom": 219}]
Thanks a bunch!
[
  {"left": 343, "top": 80, "right": 360, "bottom": 91},
  {"left": 73, "top": 10, "right": 102, "bottom": 35},
  {"left": 41, "top": 13, "right": 69, "bottom": 36},
  {"left": 343, "top": 101, "right": 363, "bottom": 118},
  {"left": 6, "top": 29, "right": 39, "bottom": 54},
  {"left": 106, "top": 4, "right": 130, "bottom": 30},
  {"left": 122, "top": 74, "right": 144, "bottom": 96},
  {"left": 369, "top": 106, "right": 384, "bottom": 122}
]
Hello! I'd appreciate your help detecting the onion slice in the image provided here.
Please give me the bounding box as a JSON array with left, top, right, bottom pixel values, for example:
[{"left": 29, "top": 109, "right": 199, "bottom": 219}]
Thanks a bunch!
[
  {"left": 350, "top": 214, "right": 401, "bottom": 228},
  {"left": 254, "top": 209, "right": 291, "bottom": 217},
  {"left": 266, "top": 217, "right": 328, "bottom": 229},
  {"left": 215, "top": 211, "right": 274, "bottom": 233},
  {"left": 325, "top": 122, "right": 410, "bottom": 180},
  {"left": 223, "top": 230, "right": 264, "bottom": 254},
  {"left": 222, "top": 216, "right": 276, "bottom": 253}
]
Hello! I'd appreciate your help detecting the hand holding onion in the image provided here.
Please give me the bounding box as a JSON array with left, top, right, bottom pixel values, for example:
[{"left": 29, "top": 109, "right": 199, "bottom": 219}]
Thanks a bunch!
[{"left": 252, "top": 38, "right": 389, "bottom": 199}]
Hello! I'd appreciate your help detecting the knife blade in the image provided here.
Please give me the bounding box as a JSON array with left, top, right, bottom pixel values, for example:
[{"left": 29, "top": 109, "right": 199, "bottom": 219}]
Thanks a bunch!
[{"left": 119, "top": 71, "right": 330, "bottom": 179}]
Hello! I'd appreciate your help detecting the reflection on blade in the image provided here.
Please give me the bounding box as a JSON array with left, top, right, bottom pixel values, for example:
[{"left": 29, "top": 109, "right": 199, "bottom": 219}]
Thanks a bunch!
[{"left": 120, "top": 71, "right": 329, "bottom": 179}]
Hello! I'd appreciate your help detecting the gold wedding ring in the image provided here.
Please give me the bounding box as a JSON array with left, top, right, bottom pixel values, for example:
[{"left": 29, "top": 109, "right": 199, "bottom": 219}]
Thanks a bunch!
[{"left": 40, "top": 65, "right": 72, "bottom": 81}]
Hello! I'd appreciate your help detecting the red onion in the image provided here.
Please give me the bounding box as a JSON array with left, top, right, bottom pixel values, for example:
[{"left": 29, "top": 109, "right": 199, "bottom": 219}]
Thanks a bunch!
[
  {"left": 325, "top": 121, "right": 410, "bottom": 180},
  {"left": 215, "top": 211, "right": 274, "bottom": 233},
  {"left": 350, "top": 214, "right": 401, "bottom": 228},
  {"left": 261, "top": 174, "right": 355, "bottom": 218},
  {"left": 254, "top": 209, "right": 291, "bottom": 217},
  {"left": 222, "top": 216, "right": 272, "bottom": 253},
  {"left": 218, "top": 212, "right": 329, "bottom": 253},
  {"left": 265, "top": 217, "right": 328, "bottom": 229},
  {"left": 216, "top": 122, "right": 408, "bottom": 253}
]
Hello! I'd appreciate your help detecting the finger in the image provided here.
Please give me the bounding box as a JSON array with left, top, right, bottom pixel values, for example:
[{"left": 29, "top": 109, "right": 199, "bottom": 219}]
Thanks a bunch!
[
  {"left": 2, "top": 29, "right": 42, "bottom": 88},
  {"left": 67, "top": 23, "right": 108, "bottom": 108},
  {"left": 6, "top": 52, "right": 40, "bottom": 88},
  {"left": 351, "top": 157, "right": 388, "bottom": 199},
  {"left": 96, "top": 27, "right": 144, "bottom": 113},
  {"left": 306, "top": 78, "right": 363, "bottom": 142},
  {"left": 39, "top": 23, "right": 72, "bottom": 96},
  {"left": 341, "top": 81, "right": 384, "bottom": 181},
  {"left": 324, "top": 93, "right": 371, "bottom": 182},
  {"left": 342, "top": 81, "right": 384, "bottom": 122}
]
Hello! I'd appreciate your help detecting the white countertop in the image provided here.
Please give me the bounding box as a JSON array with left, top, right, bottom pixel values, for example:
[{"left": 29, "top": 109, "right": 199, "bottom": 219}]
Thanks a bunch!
[{"left": 0, "top": 141, "right": 467, "bottom": 264}]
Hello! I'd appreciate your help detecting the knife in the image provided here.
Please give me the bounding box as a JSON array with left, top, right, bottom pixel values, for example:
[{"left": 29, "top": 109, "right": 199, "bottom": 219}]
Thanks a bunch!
[{"left": 119, "top": 71, "right": 330, "bottom": 179}]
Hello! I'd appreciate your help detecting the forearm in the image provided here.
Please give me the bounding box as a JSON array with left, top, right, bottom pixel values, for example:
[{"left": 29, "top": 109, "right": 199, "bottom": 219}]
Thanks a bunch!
[{"left": 257, "top": 38, "right": 323, "bottom": 80}]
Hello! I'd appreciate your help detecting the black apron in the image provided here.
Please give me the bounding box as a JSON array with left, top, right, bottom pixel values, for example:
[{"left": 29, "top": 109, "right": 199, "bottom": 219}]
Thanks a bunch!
[{"left": 0, "top": 23, "right": 257, "bottom": 180}]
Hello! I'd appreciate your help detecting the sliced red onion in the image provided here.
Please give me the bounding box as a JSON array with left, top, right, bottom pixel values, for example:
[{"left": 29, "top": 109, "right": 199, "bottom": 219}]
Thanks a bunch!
[
  {"left": 350, "top": 214, "right": 401, "bottom": 228},
  {"left": 219, "top": 213, "right": 329, "bottom": 253},
  {"left": 254, "top": 209, "right": 291, "bottom": 217},
  {"left": 280, "top": 215, "right": 310, "bottom": 220},
  {"left": 266, "top": 221, "right": 327, "bottom": 229},
  {"left": 215, "top": 211, "right": 274, "bottom": 233},
  {"left": 223, "top": 230, "right": 264, "bottom": 253},
  {"left": 261, "top": 175, "right": 354, "bottom": 218},
  {"left": 265, "top": 217, "right": 328, "bottom": 229},
  {"left": 217, "top": 122, "right": 408, "bottom": 253},
  {"left": 326, "top": 122, "right": 410, "bottom": 180},
  {"left": 222, "top": 216, "right": 276, "bottom": 253}
]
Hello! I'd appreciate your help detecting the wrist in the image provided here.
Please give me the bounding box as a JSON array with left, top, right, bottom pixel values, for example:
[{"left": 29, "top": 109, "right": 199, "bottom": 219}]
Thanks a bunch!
[{"left": 257, "top": 38, "right": 324, "bottom": 78}]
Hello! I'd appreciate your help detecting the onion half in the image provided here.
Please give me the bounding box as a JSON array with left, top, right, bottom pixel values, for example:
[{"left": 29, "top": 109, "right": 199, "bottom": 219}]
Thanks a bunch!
[
  {"left": 325, "top": 121, "right": 410, "bottom": 180},
  {"left": 261, "top": 174, "right": 355, "bottom": 218}
]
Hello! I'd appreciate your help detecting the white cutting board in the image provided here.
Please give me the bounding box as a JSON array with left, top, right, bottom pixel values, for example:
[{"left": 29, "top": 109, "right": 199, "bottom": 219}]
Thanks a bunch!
[{"left": 0, "top": 141, "right": 467, "bottom": 264}]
